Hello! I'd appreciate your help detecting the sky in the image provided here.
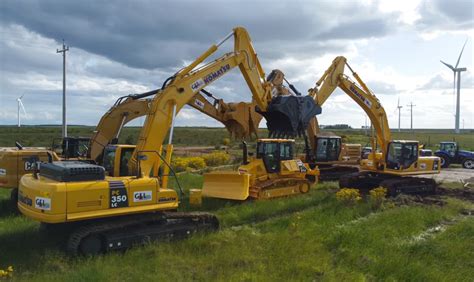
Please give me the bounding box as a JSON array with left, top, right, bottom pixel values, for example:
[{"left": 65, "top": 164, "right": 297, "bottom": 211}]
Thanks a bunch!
[{"left": 0, "top": 0, "right": 473, "bottom": 130}]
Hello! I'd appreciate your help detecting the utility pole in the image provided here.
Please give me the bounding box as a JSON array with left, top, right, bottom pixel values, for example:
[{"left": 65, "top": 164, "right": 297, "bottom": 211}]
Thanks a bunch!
[
  {"left": 57, "top": 40, "right": 69, "bottom": 138},
  {"left": 397, "top": 98, "right": 403, "bottom": 132},
  {"left": 407, "top": 102, "right": 416, "bottom": 131}
]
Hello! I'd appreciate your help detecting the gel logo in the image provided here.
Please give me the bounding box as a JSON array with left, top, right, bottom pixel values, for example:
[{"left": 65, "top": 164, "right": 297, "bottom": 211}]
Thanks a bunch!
[
  {"left": 35, "top": 197, "right": 51, "bottom": 210},
  {"left": 190, "top": 78, "right": 205, "bottom": 92},
  {"left": 133, "top": 191, "right": 152, "bottom": 202}
]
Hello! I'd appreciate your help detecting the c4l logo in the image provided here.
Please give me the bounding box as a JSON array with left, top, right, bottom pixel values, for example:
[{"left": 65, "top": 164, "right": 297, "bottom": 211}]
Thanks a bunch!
[{"left": 35, "top": 197, "right": 51, "bottom": 210}]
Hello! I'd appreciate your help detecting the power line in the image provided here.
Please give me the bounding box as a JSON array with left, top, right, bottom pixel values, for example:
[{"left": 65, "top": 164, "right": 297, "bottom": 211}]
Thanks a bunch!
[{"left": 57, "top": 39, "right": 69, "bottom": 138}]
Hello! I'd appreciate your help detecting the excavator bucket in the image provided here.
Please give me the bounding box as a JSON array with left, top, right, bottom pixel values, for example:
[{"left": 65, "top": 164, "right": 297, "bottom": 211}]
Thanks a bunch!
[
  {"left": 202, "top": 171, "right": 250, "bottom": 200},
  {"left": 221, "top": 102, "right": 263, "bottom": 139},
  {"left": 259, "top": 95, "right": 321, "bottom": 138}
]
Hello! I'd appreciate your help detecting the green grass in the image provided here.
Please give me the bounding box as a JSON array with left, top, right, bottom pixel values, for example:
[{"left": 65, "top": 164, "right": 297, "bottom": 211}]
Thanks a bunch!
[
  {"left": 0, "top": 174, "right": 473, "bottom": 281},
  {"left": 2, "top": 126, "right": 473, "bottom": 151}
]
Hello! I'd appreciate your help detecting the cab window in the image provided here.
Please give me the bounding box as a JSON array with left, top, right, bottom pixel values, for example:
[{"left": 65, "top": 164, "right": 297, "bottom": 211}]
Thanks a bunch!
[
  {"left": 279, "top": 142, "right": 293, "bottom": 160},
  {"left": 387, "top": 142, "right": 418, "bottom": 170},
  {"left": 120, "top": 148, "right": 134, "bottom": 176},
  {"left": 103, "top": 147, "right": 116, "bottom": 176}
]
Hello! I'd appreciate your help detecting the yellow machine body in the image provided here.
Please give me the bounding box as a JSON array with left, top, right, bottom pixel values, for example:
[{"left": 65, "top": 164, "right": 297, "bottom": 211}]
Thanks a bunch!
[
  {"left": 18, "top": 174, "right": 178, "bottom": 224},
  {"left": 0, "top": 147, "right": 59, "bottom": 190},
  {"left": 202, "top": 139, "right": 319, "bottom": 200}
]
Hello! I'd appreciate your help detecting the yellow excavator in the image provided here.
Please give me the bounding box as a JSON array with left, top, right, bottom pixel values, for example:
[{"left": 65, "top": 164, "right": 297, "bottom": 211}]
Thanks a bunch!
[
  {"left": 308, "top": 56, "right": 440, "bottom": 195},
  {"left": 17, "top": 27, "right": 321, "bottom": 255}
]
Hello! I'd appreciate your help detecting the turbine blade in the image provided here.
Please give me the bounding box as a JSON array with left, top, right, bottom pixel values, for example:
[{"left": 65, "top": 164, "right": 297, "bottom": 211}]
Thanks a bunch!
[
  {"left": 455, "top": 39, "right": 468, "bottom": 68},
  {"left": 440, "top": 60, "right": 454, "bottom": 70},
  {"left": 19, "top": 100, "right": 27, "bottom": 115}
]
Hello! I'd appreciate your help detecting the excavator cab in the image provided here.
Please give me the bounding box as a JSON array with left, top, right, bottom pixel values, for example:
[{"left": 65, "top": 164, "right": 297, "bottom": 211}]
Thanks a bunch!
[
  {"left": 102, "top": 145, "right": 136, "bottom": 177},
  {"left": 314, "top": 137, "right": 341, "bottom": 162},
  {"left": 386, "top": 141, "right": 419, "bottom": 170},
  {"left": 51, "top": 137, "right": 91, "bottom": 159}
]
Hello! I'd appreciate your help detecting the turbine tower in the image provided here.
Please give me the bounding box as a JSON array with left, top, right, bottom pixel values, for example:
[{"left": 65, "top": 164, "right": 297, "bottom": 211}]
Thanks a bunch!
[
  {"left": 17, "top": 95, "right": 27, "bottom": 127},
  {"left": 440, "top": 39, "right": 468, "bottom": 134},
  {"left": 396, "top": 97, "right": 403, "bottom": 132}
]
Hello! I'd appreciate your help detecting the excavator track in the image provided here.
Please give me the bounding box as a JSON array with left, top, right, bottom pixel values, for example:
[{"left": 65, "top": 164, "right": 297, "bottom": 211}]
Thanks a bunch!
[
  {"left": 379, "top": 177, "right": 436, "bottom": 197},
  {"left": 317, "top": 165, "right": 359, "bottom": 182},
  {"left": 339, "top": 172, "right": 437, "bottom": 196},
  {"left": 66, "top": 212, "right": 219, "bottom": 256},
  {"left": 250, "top": 178, "right": 311, "bottom": 200}
]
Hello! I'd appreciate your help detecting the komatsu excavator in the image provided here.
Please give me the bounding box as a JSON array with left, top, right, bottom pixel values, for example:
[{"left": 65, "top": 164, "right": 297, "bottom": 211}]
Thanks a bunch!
[
  {"left": 17, "top": 27, "right": 321, "bottom": 255},
  {"left": 308, "top": 56, "right": 440, "bottom": 195}
]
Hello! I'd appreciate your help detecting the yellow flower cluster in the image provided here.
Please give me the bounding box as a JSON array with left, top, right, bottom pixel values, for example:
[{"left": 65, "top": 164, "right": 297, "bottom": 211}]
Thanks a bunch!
[
  {"left": 202, "top": 151, "right": 230, "bottom": 166},
  {"left": 172, "top": 151, "right": 231, "bottom": 172},
  {"left": 369, "top": 187, "right": 387, "bottom": 200},
  {"left": 336, "top": 188, "right": 362, "bottom": 204},
  {"left": 0, "top": 266, "right": 13, "bottom": 279},
  {"left": 369, "top": 187, "right": 387, "bottom": 209},
  {"left": 172, "top": 157, "right": 206, "bottom": 172}
]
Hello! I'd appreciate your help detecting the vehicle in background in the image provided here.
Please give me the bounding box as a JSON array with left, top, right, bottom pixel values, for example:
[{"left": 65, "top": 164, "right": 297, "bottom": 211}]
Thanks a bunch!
[{"left": 435, "top": 142, "right": 474, "bottom": 169}]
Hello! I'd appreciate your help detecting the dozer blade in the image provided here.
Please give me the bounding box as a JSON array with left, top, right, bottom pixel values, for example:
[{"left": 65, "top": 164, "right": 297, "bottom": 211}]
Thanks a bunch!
[
  {"left": 202, "top": 171, "right": 250, "bottom": 200},
  {"left": 258, "top": 95, "right": 321, "bottom": 138}
]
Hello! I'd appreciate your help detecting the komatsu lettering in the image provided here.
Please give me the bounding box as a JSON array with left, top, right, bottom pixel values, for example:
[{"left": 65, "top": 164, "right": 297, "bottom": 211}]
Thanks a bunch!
[{"left": 203, "top": 64, "right": 230, "bottom": 84}]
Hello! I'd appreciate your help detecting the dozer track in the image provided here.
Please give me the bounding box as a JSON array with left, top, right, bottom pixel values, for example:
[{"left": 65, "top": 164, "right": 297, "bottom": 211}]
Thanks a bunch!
[
  {"left": 249, "top": 178, "right": 311, "bottom": 200},
  {"left": 66, "top": 211, "right": 219, "bottom": 256},
  {"left": 339, "top": 171, "right": 437, "bottom": 196}
]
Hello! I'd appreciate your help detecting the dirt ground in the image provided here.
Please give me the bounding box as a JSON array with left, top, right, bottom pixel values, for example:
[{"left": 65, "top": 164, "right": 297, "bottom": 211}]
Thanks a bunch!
[{"left": 420, "top": 167, "right": 474, "bottom": 184}]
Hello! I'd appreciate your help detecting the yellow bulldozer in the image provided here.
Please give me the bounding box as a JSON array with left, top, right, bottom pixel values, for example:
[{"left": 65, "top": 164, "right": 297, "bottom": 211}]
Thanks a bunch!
[{"left": 202, "top": 139, "right": 319, "bottom": 200}]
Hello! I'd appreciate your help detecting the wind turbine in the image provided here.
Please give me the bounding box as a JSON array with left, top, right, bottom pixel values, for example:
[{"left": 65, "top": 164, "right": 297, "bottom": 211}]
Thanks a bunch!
[
  {"left": 17, "top": 95, "right": 27, "bottom": 127},
  {"left": 396, "top": 97, "right": 403, "bottom": 132},
  {"left": 440, "top": 39, "right": 468, "bottom": 134}
]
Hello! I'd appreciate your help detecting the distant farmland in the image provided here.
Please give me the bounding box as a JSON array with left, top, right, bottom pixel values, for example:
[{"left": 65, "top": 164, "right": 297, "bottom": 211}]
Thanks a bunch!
[{"left": 1, "top": 125, "right": 473, "bottom": 151}]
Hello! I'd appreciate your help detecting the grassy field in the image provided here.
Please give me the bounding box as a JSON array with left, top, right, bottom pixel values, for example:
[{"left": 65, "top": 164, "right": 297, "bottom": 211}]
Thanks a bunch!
[
  {"left": 1, "top": 126, "right": 473, "bottom": 280},
  {"left": 1, "top": 125, "right": 473, "bottom": 151},
  {"left": 0, "top": 176, "right": 473, "bottom": 281}
]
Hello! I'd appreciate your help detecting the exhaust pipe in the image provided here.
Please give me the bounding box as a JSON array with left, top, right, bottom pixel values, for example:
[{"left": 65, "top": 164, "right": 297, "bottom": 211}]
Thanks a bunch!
[{"left": 242, "top": 141, "right": 249, "bottom": 165}]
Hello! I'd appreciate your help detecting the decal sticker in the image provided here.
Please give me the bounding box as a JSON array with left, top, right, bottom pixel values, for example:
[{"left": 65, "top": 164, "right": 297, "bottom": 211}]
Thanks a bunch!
[
  {"left": 133, "top": 191, "right": 152, "bottom": 202},
  {"left": 190, "top": 78, "right": 205, "bottom": 93},
  {"left": 35, "top": 197, "right": 51, "bottom": 210},
  {"left": 19, "top": 193, "right": 32, "bottom": 206},
  {"left": 0, "top": 168, "right": 6, "bottom": 176},
  {"left": 420, "top": 163, "right": 427, "bottom": 170},
  {"left": 350, "top": 85, "right": 372, "bottom": 108},
  {"left": 22, "top": 156, "right": 39, "bottom": 171},
  {"left": 158, "top": 197, "right": 176, "bottom": 203},
  {"left": 296, "top": 160, "right": 307, "bottom": 173},
  {"left": 109, "top": 181, "right": 129, "bottom": 208},
  {"left": 194, "top": 99, "right": 205, "bottom": 109},
  {"left": 203, "top": 64, "right": 230, "bottom": 84}
]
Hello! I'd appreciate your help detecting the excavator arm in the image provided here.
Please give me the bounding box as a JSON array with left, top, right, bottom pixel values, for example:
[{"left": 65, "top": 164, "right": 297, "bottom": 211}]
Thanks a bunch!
[
  {"left": 131, "top": 27, "right": 319, "bottom": 176},
  {"left": 308, "top": 56, "right": 391, "bottom": 160},
  {"left": 88, "top": 90, "right": 262, "bottom": 162}
]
